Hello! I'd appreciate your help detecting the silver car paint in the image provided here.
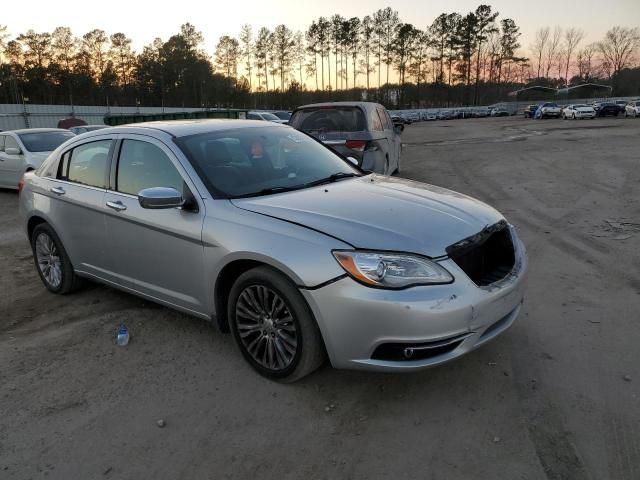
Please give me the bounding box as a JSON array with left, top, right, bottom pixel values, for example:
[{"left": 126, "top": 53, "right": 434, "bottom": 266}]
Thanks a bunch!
[
  {"left": 233, "top": 175, "right": 503, "bottom": 257},
  {"left": 20, "top": 121, "right": 527, "bottom": 372}
]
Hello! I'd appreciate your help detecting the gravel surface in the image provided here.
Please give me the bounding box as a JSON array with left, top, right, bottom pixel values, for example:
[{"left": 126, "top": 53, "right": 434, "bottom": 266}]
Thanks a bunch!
[{"left": 1, "top": 116, "right": 639, "bottom": 479}]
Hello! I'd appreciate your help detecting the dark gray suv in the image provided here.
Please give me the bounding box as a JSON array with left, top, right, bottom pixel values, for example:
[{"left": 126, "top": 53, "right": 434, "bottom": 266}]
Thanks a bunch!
[{"left": 289, "top": 102, "right": 403, "bottom": 175}]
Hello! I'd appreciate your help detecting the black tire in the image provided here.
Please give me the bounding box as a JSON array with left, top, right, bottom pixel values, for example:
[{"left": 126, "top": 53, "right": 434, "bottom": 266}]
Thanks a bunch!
[
  {"left": 228, "top": 266, "right": 325, "bottom": 382},
  {"left": 31, "top": 223, "right": 83, "bottom": 294}
]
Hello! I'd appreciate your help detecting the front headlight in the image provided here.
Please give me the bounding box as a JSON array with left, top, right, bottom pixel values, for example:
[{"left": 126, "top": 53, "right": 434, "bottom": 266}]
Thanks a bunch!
[{"left": 332, "top": 250, "right": 453, "bottom": 289}]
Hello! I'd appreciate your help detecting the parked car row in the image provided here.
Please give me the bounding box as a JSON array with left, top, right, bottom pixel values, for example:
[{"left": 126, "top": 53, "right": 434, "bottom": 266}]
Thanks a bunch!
[
  {"left": 523, "top": 99, "right": 640, "bottom": 120},
  {"left": 390, "top": 106, "right": 511, "bottom": 124}
]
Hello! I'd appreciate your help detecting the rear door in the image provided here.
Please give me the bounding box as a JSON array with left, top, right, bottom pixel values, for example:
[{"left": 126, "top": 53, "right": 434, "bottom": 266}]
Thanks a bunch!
[
  {"left": 47, "top": 137, "right": 113, "bottom": 277},
  {"left": 0, "top": 135, "right": 26, "bottom": 188},
  {"left": 103, "top": 135, "right": 208, "bottom": 315}
]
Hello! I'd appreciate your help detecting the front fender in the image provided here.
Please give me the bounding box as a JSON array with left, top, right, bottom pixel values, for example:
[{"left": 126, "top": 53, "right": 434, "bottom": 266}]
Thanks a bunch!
[{"left": 201, "top": 199, "right": 351, "bottom": 315}]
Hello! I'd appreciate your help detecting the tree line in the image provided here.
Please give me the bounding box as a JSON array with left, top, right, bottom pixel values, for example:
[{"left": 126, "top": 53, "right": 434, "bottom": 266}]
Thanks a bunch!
[{"left": 0, "top": 6, "right": 639, "bottom": 110}]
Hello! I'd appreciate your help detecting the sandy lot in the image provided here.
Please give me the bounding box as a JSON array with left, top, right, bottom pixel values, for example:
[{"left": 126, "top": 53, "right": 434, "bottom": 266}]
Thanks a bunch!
[{"left": 1, "top": 116, "right": 639, "bottom": 480}]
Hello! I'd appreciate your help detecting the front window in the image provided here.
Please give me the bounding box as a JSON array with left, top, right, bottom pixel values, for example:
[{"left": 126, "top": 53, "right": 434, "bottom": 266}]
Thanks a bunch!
[
  {"left": 176, "top": 126, "right": 360, "bottom": 198},
  {"left": 116, "top": 140, "right": 184, "bottom": 196},
  {"left": 19, "top": 131, "right": 75, "bottom": 152}
]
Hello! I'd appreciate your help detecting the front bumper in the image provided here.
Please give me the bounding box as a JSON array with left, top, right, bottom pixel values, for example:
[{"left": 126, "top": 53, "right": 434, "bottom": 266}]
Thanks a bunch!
[
  {"left": 575, "top": 112, "right": 595, "bottom": 118},
  {"left": 302, "top": 228, "right": 528, "bottom": 372}
]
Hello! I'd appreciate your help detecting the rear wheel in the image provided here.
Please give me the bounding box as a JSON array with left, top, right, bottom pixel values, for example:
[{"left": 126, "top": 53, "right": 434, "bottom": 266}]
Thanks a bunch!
[
  {"left": 31, "top": 223, "right": 83, "bottom": 294},
  {"left": 228, "top": 266, "right": 325, "bottom": 382}
]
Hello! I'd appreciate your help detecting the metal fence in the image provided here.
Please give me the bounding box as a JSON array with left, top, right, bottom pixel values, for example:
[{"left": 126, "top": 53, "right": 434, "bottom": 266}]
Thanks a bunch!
[{"left": 0, "top": 104, "right": 207, "bottom": 130}]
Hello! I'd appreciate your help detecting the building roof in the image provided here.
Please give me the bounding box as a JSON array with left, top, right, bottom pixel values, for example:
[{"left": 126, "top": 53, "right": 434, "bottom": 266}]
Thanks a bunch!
[
  {"left": 507, "top": 86, "right": 557, "bottom": 98},
  {"left": 556, "top": 83, "right": 613, "bottom": 95}
]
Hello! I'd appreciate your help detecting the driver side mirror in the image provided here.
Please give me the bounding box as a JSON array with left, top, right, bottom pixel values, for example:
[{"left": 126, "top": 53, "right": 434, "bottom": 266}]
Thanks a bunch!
[
  {"left": 393, "top": 123, "right": 404, "bottom": 134},
  {"left": 138, "top": 187, "right": 185, "bottom": 209},
  {"left": 5, "top": 147, "right": 21, "bottom": 156}
]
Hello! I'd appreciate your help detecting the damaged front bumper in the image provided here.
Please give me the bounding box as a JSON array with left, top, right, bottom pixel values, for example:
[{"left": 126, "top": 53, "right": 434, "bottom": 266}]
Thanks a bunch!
[{"left": 301, "top": 227, "right": 528, "bottom": 372}]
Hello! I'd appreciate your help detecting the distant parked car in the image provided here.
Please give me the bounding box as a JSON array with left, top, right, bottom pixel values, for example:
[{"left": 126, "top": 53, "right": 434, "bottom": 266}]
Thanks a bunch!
[
  {"left": 562, "top": 104, "right": 596, "bottom": 120},
  {"left": 69, "top": 125, "right": 108, "bottom": 135},
  {"left": 437, "top": 110, "right": 454, "bottom": 120},
  {"left": 624, "top": 101, "right": 640, "bottom": 118},
  {"left": 423, "top": 111, "right": 437, "bottom": 121},
  {"left": 0, "top": 128, "right": 75, "bottom": 189},
  {"left": 271, "top": 111, "right": 292, "bottom": 121},
  {"left": 390, "top": 114, "right": 406, "bottom": 125},
  {"left": 536, "top": 103, "right": 561, "bottom": 119},
  {"left": 490, "top": 108, "right": 509, "bottom": 117},
  {"left": 289, "top": 101, "right": 402, "bottom": 175},
  {"left": 593, "top": 102, "right": 623, "bottom": 117},
  {"left": 523, "top": 105, "right": 538, "bottom": 118},
  {"left": 248, "top": 111, "right": 288, "bottom": 124},
  {"left": 406, "top": 111, "right": 420, "bottom": 123}
]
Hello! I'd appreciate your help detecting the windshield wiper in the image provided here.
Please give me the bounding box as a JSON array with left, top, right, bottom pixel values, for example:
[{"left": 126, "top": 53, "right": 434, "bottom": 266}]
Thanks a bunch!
[
  {"left": 306, "top": 172, "right": 360, "bottom": 187},
  {"left": 231, "top": 186, "right": 302, "bottom": 199}
]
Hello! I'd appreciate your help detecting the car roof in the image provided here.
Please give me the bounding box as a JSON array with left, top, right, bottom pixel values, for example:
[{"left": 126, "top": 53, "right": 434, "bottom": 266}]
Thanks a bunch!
[
  {"left": 75, "top": 119, "right": 288, "bottom": 139},
  {"left": 3, "top": 128, "right": 70, "bottom": 135},
  {"left": 294, "top": 101, "right": 382, "bottom": 112}
]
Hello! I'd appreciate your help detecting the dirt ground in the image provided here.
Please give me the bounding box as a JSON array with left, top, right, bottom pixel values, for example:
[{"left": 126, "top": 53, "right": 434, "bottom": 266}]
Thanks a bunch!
[{"left": 1, "top": 116, "right": 639, "bottom": 480}]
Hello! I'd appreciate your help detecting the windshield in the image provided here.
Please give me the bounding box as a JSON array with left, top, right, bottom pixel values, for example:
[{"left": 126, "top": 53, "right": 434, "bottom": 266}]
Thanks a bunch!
[
  {"left": 260, "top": 113, "right": 281, "bottom": 121},
  {"left": 19, "top": 131, "right": 75, "bottom": 152},
  {"left": 175, "top": 126, "right": 360, "bottom": 198},
  {"left": 543, "top": 103, "right": 558, "bottom": 108}
]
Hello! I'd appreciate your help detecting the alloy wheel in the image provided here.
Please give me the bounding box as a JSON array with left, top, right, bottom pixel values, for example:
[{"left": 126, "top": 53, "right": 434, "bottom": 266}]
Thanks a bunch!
[
  {"left": 235, "top": 285, "right": 298, "bottom": 371},
  {"left": 35, "top": 232, "right": 62, "bottom": 288}
]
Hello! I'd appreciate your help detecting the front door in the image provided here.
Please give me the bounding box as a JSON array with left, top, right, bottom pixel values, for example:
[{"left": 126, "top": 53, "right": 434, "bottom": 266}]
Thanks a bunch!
[{"left": 103, "top": 135, "right": 208, "bottom": 315}]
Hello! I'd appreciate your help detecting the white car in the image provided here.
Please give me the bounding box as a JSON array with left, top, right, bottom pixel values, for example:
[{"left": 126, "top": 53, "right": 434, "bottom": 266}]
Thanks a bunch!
[
  {"left": 247, "top": 111, "right": 288, "bottom": 124},
  {"left": 624, "top": 101, "right": 640, "bottom": 118},
  {"left": 562, "top": 104, "right": 596, "bottom": 120},
  {"left": 538, "top": 103, "right": 562, "bottom": 119},
  {"left": 0, "top": 128, "right": 75, "bottom": 189}
]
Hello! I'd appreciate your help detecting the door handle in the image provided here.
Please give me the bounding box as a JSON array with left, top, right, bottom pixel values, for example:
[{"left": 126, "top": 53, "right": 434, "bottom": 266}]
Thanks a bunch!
[
  {"left": 50, "top": 186, "right": 66, "bottom": 195},
  {"left": 106, "top": 200, "right": 127, "bottom": 212}
]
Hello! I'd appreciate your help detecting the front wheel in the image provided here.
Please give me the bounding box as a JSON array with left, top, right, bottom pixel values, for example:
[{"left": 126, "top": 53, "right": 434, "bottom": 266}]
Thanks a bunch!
[
  {"left": 228, "top": 266, "right": 325, "bottom": 382},
  {"left": 31, "top": 223, "right": 83, "bottom": 294}
]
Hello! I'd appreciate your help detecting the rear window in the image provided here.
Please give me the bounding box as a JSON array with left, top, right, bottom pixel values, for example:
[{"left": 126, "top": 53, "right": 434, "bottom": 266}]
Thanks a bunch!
[
  {"left": 291, "top": 107, "right": 366, "bottom": 133},
  {"left": 19, "top": 131, "right": 75, "bottom": 152}
]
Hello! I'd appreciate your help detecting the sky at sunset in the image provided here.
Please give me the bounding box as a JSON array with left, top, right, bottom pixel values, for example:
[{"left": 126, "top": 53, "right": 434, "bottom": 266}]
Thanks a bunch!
[{"left": 7, "top": 0, "right": 640, "bottom": 54}]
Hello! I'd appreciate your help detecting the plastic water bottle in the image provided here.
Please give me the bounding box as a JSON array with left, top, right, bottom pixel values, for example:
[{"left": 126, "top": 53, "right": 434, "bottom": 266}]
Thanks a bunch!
[{"left": 117, "top": 326, "right": 130, "bottom": 346}]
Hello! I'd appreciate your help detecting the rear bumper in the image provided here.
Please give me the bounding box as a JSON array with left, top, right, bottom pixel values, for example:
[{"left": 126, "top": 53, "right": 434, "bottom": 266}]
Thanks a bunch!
[{"left": 302, "top": 227, "right": 528, "bottom": 372}]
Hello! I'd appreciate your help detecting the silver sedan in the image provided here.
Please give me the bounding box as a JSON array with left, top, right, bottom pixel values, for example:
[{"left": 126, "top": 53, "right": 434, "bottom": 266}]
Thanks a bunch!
[{"left": 19, "top": 120, "right": 527, "bottom": 381}]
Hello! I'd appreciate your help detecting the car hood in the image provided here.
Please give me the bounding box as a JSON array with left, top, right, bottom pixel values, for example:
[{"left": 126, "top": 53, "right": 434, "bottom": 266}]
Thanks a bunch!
[{"left": 231, "top": 175, "right": 504, "bottom": 257}]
